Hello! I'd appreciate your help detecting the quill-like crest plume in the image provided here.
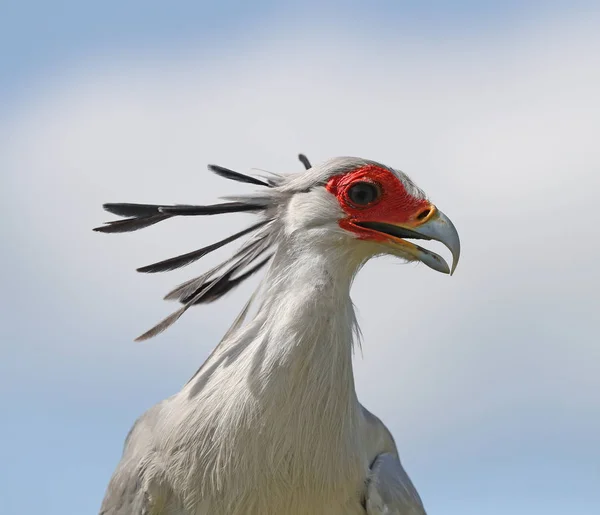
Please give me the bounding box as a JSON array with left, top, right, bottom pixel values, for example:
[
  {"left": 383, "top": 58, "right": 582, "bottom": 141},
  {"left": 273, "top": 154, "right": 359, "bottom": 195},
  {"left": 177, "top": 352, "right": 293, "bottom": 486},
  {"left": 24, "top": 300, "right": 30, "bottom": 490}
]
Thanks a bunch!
[{"left": 94, "top": 154, "right": 312, "bottom": 341}]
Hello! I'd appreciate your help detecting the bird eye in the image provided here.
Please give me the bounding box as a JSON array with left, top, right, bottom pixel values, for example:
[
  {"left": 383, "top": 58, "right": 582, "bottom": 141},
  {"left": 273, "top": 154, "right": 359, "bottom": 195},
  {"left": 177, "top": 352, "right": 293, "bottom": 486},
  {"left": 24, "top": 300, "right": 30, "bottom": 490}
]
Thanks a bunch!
[{"left": 346, "top": 182, "right": 380, "bottom": 207}]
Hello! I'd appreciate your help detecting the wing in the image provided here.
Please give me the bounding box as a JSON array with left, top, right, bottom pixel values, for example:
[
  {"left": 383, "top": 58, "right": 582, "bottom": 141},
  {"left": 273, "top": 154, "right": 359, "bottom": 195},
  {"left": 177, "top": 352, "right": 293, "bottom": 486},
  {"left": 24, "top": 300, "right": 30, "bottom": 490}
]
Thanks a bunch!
[
  {"left": 365, "top": 452, "right": 427, "bottom": 515},
  {"left": 99, "top": 460, "right": 153, "bottom": 515},
  {"left": 360, "top": 405, "right": 426, "bottom": 515},
  {"left": 99, "top": 405, "right": 168, "bottom": 515}
]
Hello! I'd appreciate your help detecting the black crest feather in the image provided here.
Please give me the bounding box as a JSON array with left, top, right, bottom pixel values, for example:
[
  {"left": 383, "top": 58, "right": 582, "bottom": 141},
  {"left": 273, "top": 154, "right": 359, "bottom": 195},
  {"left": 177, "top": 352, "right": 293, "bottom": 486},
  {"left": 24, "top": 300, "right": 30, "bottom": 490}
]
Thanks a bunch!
[
  {"left": 93, "top": 213, "right": 171, "bottom": 233},
  {"left": 298, "top": 154, "right": 312, "bottom": 170},
  {"left": 208, "top": 164, "right": 272, "bottom": 187},
  {"left": 158, "top": 202, "right": 265, "bottom": 216},
  {"left": 94, "top": 202, "right": 266, "bottom": 233},
  {"left": 96, "top": 153, "right": 311, "bottom": 340},
  {"left": 137, "top": 220, "right": 268, "bottom": 273},
  {"left": 182, "top": 254, "right": 272, "bottom": 305}
]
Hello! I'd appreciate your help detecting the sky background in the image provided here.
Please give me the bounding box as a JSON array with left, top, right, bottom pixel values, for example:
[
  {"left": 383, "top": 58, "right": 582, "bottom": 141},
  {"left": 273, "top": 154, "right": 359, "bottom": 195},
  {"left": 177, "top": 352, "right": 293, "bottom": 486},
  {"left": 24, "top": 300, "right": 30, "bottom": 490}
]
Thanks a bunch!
[{"left": 1, "top": 1, "right": 599, "bottom": 514}]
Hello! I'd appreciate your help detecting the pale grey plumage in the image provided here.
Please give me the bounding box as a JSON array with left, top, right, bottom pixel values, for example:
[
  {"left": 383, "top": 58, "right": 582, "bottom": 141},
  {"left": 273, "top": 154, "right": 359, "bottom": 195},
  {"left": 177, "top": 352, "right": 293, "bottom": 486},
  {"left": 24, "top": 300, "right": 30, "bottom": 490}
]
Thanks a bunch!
[{"left": 97, "top": 155, "right": 458, "bottom": 515}]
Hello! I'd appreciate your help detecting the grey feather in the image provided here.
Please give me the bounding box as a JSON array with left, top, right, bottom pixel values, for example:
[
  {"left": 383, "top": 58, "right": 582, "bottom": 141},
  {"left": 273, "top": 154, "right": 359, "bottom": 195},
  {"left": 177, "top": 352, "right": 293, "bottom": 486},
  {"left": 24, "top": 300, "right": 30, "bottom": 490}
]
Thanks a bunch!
[{"left": 365, "top": 454, "right": 427, "bottom": 515}]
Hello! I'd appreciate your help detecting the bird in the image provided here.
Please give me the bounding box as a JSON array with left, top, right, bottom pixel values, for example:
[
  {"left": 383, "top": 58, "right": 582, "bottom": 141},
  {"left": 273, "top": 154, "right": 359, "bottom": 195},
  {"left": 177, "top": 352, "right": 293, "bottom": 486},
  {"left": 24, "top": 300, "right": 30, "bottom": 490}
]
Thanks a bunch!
[{"left": 94, "top": 154, "right": 460, "bottom": 515}]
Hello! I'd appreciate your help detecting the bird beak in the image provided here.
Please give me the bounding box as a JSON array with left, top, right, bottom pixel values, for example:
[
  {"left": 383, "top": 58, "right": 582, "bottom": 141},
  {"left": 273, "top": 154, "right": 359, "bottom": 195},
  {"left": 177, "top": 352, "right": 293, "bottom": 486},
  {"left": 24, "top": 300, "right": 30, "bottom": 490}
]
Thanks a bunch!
[{"left": 356, "top": 207, "right": 460, "bottom": 275}]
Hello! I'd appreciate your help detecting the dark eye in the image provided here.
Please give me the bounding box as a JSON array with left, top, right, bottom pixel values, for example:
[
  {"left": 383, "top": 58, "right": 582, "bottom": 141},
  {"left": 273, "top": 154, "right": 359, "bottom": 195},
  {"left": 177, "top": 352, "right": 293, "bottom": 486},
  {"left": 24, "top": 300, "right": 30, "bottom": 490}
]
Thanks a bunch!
[{"left": 347, "top": 182, "right": 380, "bottom": 206}]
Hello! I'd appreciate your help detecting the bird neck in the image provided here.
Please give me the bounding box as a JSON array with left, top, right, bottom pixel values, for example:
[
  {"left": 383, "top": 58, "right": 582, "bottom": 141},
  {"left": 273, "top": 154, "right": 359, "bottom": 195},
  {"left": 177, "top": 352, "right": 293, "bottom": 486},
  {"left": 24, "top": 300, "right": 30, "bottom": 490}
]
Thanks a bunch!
[
  {"left": 249, "top": 237, "right": 364, "bottom": 410},
  {"left": 182, "top": 238, "right": 367, "bottom": 495}
]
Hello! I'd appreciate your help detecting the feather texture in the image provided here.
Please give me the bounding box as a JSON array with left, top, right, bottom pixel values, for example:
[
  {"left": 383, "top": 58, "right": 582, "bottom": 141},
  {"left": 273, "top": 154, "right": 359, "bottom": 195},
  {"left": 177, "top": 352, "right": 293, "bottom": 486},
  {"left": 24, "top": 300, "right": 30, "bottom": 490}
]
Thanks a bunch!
[
  {"left": 298, "top": 154, "right": 312, "bottom": 170},
  {"left": 98, "top": 154, "right": 431, "bottom": 515},
  {"left": 159, "top": 202, "right": 266, "bottom": 216},
  {"left": 103, "top": 202, "right": 167, "bottom": 217},
  {"left": 94, "top": 202, "right": 267, "bottom": 233},
  {"left": 137, "top": 221, "right": 269, "bottom": 274},
  {"left": 183, "top": 254, "right": 272, "bottom": 305},
  {"left": 134, "top": 254, "right": 271, "bottom": 341},
  {"left": 208, "top": 164, "right": 272, "bottom": 187},
  {"left": 93, "top": 213, "right": 171, "bottom": 233}
]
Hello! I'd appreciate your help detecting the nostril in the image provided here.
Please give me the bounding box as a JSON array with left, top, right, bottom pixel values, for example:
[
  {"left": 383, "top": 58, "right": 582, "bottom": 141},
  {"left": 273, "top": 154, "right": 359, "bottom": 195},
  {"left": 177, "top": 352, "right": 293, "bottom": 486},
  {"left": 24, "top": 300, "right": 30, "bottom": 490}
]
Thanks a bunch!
[{"left": 416, "top": 208, "right": 431, "bottom": 221}]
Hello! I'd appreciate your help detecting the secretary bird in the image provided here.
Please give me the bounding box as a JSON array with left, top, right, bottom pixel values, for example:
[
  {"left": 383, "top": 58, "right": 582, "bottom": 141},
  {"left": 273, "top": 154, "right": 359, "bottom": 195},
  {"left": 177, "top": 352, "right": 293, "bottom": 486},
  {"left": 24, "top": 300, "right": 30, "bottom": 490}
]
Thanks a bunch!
[{"left": 95, "top": 154, "right": 460, "bottom": 515}]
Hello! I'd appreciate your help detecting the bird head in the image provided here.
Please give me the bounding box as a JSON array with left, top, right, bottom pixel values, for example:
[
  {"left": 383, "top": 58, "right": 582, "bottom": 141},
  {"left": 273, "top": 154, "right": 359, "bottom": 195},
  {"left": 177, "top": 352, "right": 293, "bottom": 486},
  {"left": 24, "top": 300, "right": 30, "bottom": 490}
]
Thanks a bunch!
[
  {"left": 94, "top": 154, "right": 460, "bottom": 340},
  {"left": 270, "top": 156, "right": 459, "bottom": 275}
]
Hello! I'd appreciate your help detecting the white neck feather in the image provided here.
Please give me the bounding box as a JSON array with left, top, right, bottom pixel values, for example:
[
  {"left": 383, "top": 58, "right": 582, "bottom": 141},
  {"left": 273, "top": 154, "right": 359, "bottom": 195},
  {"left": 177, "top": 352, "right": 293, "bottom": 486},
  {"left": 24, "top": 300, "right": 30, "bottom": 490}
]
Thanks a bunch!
[
  {"left": 253, "top": 237, "right": 360, "bottom": 397},
  {"left": 177, "top": 235, "right": 369, "bottom": 513}
]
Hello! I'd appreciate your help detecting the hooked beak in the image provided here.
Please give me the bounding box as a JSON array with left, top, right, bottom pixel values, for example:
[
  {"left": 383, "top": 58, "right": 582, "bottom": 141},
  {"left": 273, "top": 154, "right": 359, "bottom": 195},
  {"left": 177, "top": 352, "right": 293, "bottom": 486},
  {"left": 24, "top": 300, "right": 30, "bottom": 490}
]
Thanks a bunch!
[{"left": 356, "top": 207, "right": 460, "bottom": 275}]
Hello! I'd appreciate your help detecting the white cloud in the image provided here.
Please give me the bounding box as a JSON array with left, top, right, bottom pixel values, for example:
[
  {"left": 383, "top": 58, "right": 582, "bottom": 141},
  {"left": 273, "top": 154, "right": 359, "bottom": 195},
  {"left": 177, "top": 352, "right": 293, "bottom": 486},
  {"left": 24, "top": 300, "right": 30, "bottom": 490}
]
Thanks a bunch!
[{"left": 2, "top": 12, "right": 599, "bottom": 460}]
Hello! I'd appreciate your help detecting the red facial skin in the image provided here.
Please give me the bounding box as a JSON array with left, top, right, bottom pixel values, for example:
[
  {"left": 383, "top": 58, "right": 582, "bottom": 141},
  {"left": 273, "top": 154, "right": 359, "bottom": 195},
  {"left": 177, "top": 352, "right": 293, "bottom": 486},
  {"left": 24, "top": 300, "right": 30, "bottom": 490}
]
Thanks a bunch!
[{"left": 326, "top": 165, "right": 431, "bottom": 241}]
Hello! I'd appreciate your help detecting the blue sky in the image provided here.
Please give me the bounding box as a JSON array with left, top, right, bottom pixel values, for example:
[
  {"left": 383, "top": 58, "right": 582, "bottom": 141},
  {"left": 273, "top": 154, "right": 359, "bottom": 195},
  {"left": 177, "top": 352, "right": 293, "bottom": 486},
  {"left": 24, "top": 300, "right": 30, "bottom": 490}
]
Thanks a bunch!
[
  {"left": 1, "top": 0, "right": 594, "bottom": 103},
  {"left": 1, "top": 1, "right": 599, "bottom": 514}
]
